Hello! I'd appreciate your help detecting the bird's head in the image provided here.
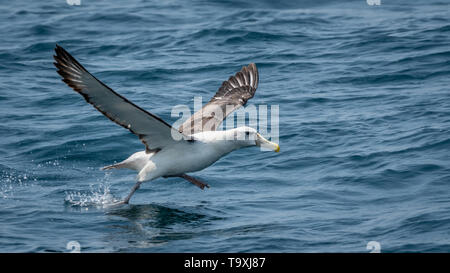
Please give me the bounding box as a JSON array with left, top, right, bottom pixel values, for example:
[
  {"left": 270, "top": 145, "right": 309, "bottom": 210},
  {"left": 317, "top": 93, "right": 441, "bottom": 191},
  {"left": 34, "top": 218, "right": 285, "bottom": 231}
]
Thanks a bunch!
[{"left": 231, "top": 126, "right": 280, "bottom": 152}]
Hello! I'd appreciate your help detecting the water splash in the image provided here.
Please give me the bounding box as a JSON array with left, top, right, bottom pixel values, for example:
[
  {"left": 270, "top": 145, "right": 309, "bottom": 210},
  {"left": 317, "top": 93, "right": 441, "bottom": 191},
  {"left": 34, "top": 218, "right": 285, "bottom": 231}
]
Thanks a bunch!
[
  {"left": 0, "top": 169, "right": 34, "bottom": 199},
  {"left": 64, "top": 172, "right": 121, "bottom": 208},
  {"left": 64, "top": 182, "right": 121, "bottom": 208}
]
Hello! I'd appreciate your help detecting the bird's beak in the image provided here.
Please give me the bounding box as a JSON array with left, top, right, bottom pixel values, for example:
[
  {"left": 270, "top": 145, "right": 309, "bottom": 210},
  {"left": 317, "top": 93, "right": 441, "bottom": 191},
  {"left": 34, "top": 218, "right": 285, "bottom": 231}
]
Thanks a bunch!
[{"left": 255, "top": 133, "right": 280, "bottom": 152}]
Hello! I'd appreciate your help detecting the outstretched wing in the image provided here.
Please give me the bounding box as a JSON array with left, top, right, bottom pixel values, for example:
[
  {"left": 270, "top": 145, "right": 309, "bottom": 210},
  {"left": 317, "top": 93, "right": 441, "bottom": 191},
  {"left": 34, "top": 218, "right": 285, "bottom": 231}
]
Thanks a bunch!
[
  {"left": 53, "top": 44, "right": 186, "bottom": 152},
  {"left": 179, "top": 63, "right": 259, "bottom": 135}
]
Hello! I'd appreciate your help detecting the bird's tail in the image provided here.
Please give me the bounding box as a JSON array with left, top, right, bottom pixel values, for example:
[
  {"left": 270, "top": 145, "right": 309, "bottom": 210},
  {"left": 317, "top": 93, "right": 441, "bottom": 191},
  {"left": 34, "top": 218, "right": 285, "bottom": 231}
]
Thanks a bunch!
[
  {"left": 101, "top": 151, "right": 153, "bottom": 172},
  {"left": 101, "top": 162, "right": 127, "bottom": 171}
]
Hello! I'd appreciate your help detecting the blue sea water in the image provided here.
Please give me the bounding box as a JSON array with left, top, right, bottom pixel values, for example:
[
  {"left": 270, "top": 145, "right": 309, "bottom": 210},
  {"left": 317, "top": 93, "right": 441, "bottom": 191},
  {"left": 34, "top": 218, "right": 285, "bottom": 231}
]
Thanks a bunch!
[{"left": 0, "top": 0, "right": 449, "bottom": 253}]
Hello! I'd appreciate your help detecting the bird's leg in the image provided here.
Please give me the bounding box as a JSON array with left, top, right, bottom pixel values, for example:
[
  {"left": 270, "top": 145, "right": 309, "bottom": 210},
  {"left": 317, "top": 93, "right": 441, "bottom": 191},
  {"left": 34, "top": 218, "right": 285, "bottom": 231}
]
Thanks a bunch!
[
  {"left": 163, "top": 174, "right": 210, "bottom": 189},
  {"left": 121, "top": 181, "right": 142, "bottom": 204},
  {"left": 179, "top": 174, "right": 210, "bottom": 190}
]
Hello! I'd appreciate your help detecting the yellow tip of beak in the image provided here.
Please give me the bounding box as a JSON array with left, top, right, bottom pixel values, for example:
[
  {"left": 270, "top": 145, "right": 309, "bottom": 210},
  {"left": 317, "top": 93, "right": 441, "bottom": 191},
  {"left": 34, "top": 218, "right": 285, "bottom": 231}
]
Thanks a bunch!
[{"left": 275, "top": 144, "right": 280, "bottom": 153}]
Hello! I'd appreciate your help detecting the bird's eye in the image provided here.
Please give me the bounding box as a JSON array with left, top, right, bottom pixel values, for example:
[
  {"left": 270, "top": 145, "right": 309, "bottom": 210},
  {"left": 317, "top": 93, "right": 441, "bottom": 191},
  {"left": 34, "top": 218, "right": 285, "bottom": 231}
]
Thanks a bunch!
[{"left": 245, "top": 132, "right": 250, "bottom": 136}]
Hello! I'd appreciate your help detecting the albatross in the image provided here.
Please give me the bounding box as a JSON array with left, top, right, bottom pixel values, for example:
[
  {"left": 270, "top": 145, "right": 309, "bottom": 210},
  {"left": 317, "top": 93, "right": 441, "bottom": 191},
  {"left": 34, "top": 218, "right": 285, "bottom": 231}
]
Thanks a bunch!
[{"left": 53, "top": 44, "right": 279, "bottom": 205}]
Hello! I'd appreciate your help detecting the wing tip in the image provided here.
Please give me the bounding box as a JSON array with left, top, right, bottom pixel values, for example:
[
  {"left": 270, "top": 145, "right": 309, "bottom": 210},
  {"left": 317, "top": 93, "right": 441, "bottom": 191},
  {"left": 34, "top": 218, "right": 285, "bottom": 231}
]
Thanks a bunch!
[
  {"left": 247, "top": 63, "right": 258, "bottom": 90},
  {"left": 53, "top": 43, "right": 66, "bottom": 60},
  {"left": 53, "top": 44, "right": 87, "bottom": 92}
]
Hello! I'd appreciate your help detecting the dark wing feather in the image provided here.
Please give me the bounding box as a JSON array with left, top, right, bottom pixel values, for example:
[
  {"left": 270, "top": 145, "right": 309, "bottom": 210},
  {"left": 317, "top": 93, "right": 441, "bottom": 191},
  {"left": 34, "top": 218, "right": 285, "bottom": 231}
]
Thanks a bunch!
[
  {"left": 53, "top": 44, "right": 186, "bottom": 152},
  {"left": 179, "top": 63, "right": 258, "bottom": 135}
]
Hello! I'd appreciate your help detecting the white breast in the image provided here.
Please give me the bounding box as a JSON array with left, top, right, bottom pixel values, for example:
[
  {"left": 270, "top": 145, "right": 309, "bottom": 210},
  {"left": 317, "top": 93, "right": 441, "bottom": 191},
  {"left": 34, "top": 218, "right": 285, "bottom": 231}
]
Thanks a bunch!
[{"left": 152, "top": 141, "right": 224, "bottom": 176}]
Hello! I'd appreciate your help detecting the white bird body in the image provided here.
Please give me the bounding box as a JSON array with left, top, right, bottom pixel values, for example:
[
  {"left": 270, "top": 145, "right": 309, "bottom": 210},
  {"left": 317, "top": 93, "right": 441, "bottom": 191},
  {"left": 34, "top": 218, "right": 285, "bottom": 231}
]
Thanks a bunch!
[{"left": 111, "top": 129, "right": 249, "bottom": 182}]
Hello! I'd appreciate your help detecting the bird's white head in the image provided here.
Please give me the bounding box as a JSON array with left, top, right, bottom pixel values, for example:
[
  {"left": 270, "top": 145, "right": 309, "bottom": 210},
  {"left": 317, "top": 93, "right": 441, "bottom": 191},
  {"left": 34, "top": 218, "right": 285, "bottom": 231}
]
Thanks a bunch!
[{"left": 231, "top": 126, "right": 280, "bottom": 152}]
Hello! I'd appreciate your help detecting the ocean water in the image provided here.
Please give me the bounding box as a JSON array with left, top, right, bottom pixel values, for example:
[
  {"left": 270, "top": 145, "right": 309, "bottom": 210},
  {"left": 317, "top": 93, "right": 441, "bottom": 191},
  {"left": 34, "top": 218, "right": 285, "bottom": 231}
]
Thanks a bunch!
[{"left": 0, "top": 0, "right": 449, "bottom": 253}]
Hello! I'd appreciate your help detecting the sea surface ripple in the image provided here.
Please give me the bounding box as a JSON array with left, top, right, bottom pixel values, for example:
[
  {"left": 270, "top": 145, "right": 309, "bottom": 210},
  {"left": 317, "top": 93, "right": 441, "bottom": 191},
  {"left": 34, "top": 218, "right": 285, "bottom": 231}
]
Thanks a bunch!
[{"left": 0, "top": 0, "right": 449, "bottom": 252}]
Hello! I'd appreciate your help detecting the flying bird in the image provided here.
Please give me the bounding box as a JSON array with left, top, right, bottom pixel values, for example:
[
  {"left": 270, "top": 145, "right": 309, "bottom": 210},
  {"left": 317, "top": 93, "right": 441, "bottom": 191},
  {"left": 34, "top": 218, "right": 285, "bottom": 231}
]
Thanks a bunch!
[{"left": 53, "top": 44, "right": 279, "bottom": 205}]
